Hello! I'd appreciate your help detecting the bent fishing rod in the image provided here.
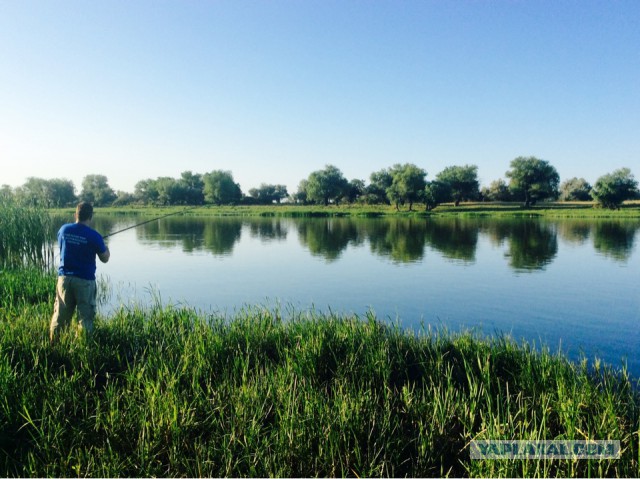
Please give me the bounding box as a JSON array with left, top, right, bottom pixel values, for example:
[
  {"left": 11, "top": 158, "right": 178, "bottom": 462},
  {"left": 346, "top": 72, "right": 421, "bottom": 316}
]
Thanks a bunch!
[{"left": 102, "top": 206, "right": 200, "bottom": 239}]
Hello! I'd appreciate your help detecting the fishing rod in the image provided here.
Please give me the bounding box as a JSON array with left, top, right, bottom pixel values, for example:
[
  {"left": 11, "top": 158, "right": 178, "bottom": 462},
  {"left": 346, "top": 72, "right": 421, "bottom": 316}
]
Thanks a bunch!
[{"left": 102, "top": 206, "right": 200, "bottom": 239}]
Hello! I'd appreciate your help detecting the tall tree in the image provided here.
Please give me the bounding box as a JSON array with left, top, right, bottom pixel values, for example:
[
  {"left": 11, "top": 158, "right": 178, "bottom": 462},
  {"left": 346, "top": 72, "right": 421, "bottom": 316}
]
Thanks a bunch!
[
  {"left": 293, "top": 179, "right": 309, "bottom": 204},
  {"left": 179, "top": 171, "right": 205, "bottom": 205},
  {"left": 481, "top": 179, "right": 512, "bottom": 202},
  {"left": 305, "top": 165, "right": 348, "bottom": 206},
  {"left": 46, "top": 179, "right": 77, "bottom": 207},
  {"left": 344, "top": 179, "right": 366, "bottom": 204},
  {"left": 80, "top": 174, "right": 116, "bottom": 206},
  {"left": 387, "top": 163, "right": 426, "bottom": 211},
  {"left": 365, "top": 169, "right": 393, "bottom": 204},
  {"left": 559, "top": 177, "right": 592, "bottom": 201},
  {"left": 590, "top": 168, "right": 638, "bottom": 209},
  {"left": 16, "top": 177, "right": 76, "bottom": 207},
  {"left": 435, "top": 164, "right": 480, "bottom": 206},
  {"left": 423, "top": 180, "right": 451, "bottom": 211},
  {"left": 505, "top": 157, "right": 559, "bottom": 207},
  {"left": 134, "top": 179, "right": 160, "bottom": 205},
  {"left": 202, "top": 170, "right": 242, "bottom": 205},
  {"left": 248, "top": 183, "right": 289, "bottom": 204}
]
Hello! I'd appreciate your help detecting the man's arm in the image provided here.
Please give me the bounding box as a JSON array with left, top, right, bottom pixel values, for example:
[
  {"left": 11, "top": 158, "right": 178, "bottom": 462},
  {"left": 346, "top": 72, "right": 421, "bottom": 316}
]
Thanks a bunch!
[{"left": 98, "top": 247, "right": 110, "bottom": 263}]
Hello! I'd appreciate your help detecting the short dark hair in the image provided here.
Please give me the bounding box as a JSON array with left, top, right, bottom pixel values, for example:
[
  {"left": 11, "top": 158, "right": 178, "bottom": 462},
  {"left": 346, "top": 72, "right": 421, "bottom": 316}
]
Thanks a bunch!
[{"left": 76, "top": 202, "right": 94, "bottom": 222}]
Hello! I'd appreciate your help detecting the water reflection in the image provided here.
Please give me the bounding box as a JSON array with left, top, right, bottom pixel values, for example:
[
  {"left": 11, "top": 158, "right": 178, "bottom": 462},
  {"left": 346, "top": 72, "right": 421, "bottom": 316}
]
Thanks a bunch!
[
  {"left": 556, "top": 220, "right": 592, "bottom": 245},
  {"left": 248, "top": 218, "right": 289, "bottom": 242},
  {"left": 488, "top": 221, "right": 558, "bottom": 271},
  {"left": 368, "top": 219, "right": 427, "bottom": 263},
  {"left": 426, "top": 218, "right": 478, "bottom": 263},
  {"left": 52, "top": 214, "right": 640, "bottom": 271},
  {"left": 296, "top": 219, "right": 364, "bottom": 261},
  {"left": 138, "top": 217, "right": 242, "bottom": 256},
  {"left": 592, "top": 221, "right": 638, "bottom": 262}
]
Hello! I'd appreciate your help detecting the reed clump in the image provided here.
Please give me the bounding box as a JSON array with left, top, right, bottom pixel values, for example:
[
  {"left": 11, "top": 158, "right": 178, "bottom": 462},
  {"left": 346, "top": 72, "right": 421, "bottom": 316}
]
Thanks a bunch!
[
  {"left": 0, "top": 198, "right": 54, "bottom": 270},
  {"left": 1, "top": 268, "right": 638, "bottom": 477}
]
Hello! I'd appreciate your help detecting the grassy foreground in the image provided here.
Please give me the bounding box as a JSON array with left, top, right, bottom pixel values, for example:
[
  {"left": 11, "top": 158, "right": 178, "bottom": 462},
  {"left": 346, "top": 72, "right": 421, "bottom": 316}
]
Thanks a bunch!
[{"left": 1, "top": 269, "right": 639, "bottom": 477}]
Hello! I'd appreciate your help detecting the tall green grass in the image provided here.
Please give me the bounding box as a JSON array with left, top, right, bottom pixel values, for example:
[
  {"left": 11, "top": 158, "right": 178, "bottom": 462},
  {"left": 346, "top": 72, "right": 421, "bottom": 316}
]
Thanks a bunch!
[
  {"left": 1, "top": 269, "right": 638, "bottom": 477},
  {"left": 0, "top": 198, "right": 54, "bottom": 270}
]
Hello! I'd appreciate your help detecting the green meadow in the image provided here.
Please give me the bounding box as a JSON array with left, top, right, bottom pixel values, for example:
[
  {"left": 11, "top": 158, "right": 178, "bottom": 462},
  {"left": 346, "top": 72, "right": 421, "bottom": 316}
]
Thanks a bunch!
[
  {"left": 1, "top": 199, "right": 639, "bottom": 477},
  {"left": 49, "top": 200, "right": 640, "bottom": 220}
]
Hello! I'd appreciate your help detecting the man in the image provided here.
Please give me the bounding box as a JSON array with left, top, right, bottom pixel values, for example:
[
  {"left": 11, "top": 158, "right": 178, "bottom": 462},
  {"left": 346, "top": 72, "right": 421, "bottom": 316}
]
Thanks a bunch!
[{"left": 50, "top": 202, "right": 110, "bottom": 342}]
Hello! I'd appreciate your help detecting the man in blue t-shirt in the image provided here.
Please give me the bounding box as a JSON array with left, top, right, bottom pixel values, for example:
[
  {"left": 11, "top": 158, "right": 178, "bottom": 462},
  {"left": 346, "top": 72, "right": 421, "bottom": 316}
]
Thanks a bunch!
[{"left": 50, "top": 202, "right": 111, "bottom": 342}]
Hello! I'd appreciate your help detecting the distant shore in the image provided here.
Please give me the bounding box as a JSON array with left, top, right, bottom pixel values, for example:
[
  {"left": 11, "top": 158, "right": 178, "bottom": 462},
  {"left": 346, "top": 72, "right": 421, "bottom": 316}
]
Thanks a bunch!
[{"left": 50, "top": 200, "right": 640, "bottom": 219}]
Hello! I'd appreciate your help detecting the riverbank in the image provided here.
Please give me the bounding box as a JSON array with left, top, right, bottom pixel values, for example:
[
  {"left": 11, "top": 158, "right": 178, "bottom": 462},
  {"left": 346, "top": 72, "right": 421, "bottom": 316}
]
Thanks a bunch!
[
  {"left": 1, "top": 268, "right": 638, "bottom": 477},
  {"left": 49, "top": 201, "right": 640, "bottom": 219}
]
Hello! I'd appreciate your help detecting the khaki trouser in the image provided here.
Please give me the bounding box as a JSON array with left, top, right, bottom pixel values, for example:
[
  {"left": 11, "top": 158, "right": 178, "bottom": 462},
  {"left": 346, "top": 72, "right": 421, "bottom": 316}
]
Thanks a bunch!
[{"left": 50, "top": 276, "right": 97, "bottom": 341}]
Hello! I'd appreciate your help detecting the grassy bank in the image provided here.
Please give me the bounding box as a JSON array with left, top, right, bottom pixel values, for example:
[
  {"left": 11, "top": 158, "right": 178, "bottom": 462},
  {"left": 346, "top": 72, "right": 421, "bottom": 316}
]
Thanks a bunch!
[
  {"left": 1, "top": 269, "right": 638, "bottom": 477},
  {"left": 49, "top": 201, "right": 640, "bottom": 219},
  {"left": 0, "top": 199, "right": 53, "bottom": 270}
]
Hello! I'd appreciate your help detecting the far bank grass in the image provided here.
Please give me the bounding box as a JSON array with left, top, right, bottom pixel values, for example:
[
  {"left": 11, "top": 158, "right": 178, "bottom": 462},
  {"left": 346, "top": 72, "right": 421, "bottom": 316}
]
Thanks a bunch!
[
  {"left": 51, "top": 200, "right": 640, "bottom": 219},
  {"left": 1, "top": 268, "right": 639, "bottom": 477}
]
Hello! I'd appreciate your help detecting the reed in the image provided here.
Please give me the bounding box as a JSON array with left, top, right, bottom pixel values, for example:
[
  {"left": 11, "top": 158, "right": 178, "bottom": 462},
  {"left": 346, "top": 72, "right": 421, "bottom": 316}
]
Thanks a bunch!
[
  {"left": 1, "top": 268, "right": 638, "bottom": 477},
  {"left": 0, "top": 198, "right": 54, "bottom": 270}
]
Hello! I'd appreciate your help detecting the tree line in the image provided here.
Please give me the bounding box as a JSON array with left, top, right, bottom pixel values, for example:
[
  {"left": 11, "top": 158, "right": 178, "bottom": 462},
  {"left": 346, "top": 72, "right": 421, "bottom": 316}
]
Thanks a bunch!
[{"left": 2, "top": 157, "right": 638, "bottom": 210}]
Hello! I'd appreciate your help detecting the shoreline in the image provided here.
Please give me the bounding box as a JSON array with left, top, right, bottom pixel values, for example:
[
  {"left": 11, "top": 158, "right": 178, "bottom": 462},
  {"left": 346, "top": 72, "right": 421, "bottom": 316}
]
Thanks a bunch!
[{"left": 48, "top": 201, "right": 640, "bottom": 219}]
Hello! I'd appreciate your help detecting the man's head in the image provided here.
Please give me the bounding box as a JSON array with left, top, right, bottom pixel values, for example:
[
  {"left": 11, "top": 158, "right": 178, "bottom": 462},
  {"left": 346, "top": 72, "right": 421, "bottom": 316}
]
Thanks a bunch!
[{"left": 75, "top": 202, "right": 94, "bottom": 223}]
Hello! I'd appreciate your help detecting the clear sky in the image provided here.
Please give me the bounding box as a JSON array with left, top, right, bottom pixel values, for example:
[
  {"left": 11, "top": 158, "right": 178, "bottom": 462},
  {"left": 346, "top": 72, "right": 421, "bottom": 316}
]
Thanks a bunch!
[{"left": 1, "top": 0, "right": 638, "bottom": 195}]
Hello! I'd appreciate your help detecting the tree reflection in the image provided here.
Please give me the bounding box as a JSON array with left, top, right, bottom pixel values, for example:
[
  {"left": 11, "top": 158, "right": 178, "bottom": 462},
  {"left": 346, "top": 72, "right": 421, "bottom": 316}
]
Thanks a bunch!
[
  {"left": 504, "top": 221, "right": 558, "bottom": 271},
  {"left": 296, "top": 219, "right": 364, "bottom": 261},
  {"left": 424, "top": 218, "right": 478, "bottom": 262},
  {"left": 138, "top": 217, "right": 242, "bottom": 255},
  {"left": 592, "top": 221, "right": 639, "bottom": 262},
  {"left": 248, "top": 218, "right": 288, "bottom": 242},
  {"left": 556, "top": 220, "right": 592, "bottom": 245},
  {"left": 98, "top": 215, "right": 638, "bottom": 270},
  {"left": 368, "top": 219, "right": 428, "bottom": 263}
]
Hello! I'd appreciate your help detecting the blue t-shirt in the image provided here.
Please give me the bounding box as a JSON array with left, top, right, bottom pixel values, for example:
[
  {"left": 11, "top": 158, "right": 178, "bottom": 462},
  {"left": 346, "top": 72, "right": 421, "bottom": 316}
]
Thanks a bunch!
[{"left": 57, "top": 223, "right": 107, "bottom": 280}]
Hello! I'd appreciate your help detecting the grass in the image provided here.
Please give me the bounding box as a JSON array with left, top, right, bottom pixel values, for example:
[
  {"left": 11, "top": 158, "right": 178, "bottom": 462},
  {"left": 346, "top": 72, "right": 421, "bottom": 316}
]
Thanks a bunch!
[
  {"left": 48, "top": 200, "right": 640, "bottom": 220},
  {"left": 1, "top": 268, "right": 639, "bottom": 477},
  {"left": 0, "top": 199, "right": 54, "bottom": 270}
]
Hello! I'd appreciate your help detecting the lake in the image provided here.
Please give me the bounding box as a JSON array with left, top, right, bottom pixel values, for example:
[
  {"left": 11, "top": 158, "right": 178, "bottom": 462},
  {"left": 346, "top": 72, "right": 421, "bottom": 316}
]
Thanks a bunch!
[{"left": 71, "top": 214, "right": 639, "bottom": 376}]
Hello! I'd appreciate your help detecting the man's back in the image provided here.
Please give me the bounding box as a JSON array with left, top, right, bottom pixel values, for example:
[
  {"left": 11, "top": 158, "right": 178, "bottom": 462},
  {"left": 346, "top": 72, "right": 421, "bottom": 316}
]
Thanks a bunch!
[{"left": 58, "top": 222, "right": 106, "bottom": 280}]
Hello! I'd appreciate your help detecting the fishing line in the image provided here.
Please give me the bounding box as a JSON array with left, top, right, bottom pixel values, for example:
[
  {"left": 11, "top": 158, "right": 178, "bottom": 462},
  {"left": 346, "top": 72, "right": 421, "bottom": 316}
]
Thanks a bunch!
[{"left": 102, "top": 206, "right": 200, "bottom": 239}]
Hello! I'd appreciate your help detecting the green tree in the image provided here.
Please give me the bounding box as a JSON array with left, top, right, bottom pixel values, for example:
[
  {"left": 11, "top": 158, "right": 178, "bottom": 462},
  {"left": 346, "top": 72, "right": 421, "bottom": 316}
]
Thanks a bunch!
[
  {"left": 16, "top": 177, "right": 49, "bottom": 206},
  {"left": 248, "top": 184, "right": 289, "bottom": 204},
  {"left": 365, "top": 169, "right": 393, "bottom": 204},
  {"left": 505, "top": 157, "right": 560, "bottom": 207},
  {"left": 46, "top": 179, "right": 77, "bottom": 207},
  {"left": 0, "top": 185, "right": 13, "bottom": 201},
  {"left": 179, "top": 171, "right": 205, "bottom": 205},
  {"left": 590, "top": 168, "right": 638, "bottom": 209},
  {"left": 387, "top": 163, "right": 426, "bottom": 211},
  {"left": 202, "top": 170, "right": 242, "bottom": 205},
  {"left": 155, "top": 177, "right": 187, "bottom": 206},
  {"left": 112, "top": 190, "right": 136, "bottom": 206},
  {"left": 423, "top": 181, "right": 451, "bottom": 211},
  {"left": 559, "top": 177, "right": 592, "bottom": 201},
  {"left": 344, "top": 179, "right": 366, "bottom": 204},
  {"left": 80, "top": 174, "right": 116, "bottom": 206},
  {"left": 134, "top": 179, "right": 160, "bottom": 205},
  {"left": 16, "top": 177, "right": 76, "bottom": 207},
  {"left": 481, "top": 179, "right": 512, "bottom": 202},
  {"left": 435, "top": 165, "right": 479, "bottom": 206},
  {"left": 305, "top": 165, "right": 348, "bottom": 206},
  {"left": 293, "top": 179, "right": 309, "bottom": 204}
]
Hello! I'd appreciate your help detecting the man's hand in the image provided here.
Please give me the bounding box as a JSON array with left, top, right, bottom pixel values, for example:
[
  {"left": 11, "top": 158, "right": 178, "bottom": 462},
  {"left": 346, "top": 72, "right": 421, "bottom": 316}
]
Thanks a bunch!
[{"left": 98, "top": 247, "right": 110, "bottom": 263}]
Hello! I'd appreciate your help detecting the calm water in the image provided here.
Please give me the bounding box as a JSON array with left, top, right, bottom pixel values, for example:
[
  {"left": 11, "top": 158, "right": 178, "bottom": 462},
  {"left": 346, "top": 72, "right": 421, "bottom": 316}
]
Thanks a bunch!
[{"left": 61, "top": 215, "right": 640, "bottom": 376}]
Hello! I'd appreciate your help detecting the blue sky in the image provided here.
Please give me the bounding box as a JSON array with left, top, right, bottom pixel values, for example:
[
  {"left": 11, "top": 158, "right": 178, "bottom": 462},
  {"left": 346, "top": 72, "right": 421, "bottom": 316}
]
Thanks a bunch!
[{"left": 1, "top": 0, "right": 638, "bottom": 195}]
